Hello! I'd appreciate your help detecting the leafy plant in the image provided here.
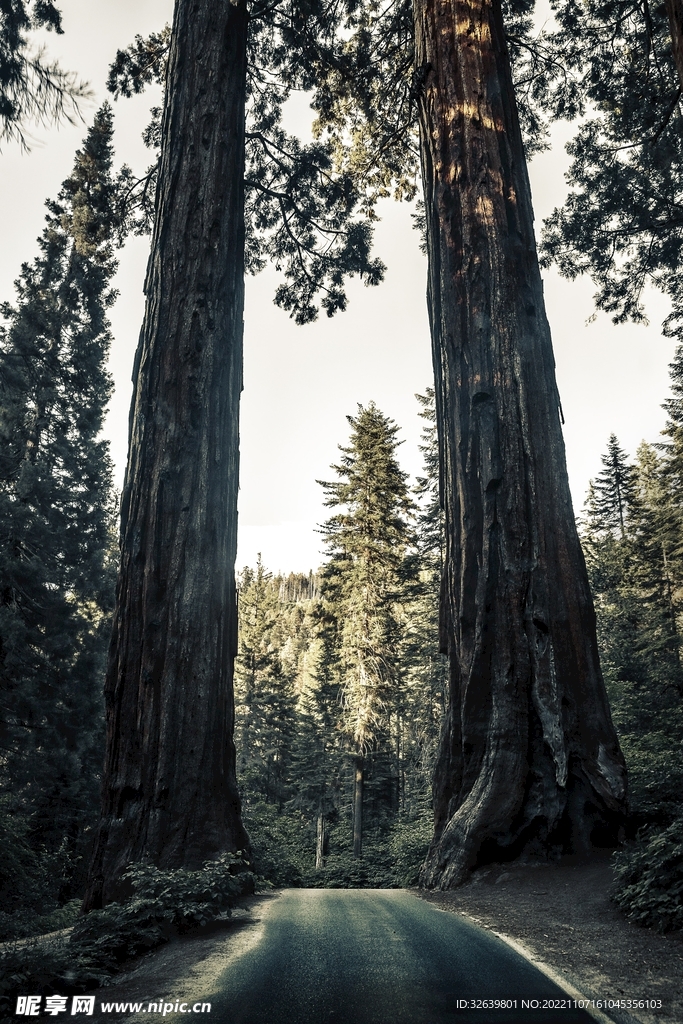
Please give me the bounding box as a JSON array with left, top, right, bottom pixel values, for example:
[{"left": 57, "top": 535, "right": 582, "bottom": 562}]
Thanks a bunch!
[
  {"left": 612, "top": 819, "right": 683, "bottom": 932},
  {"left": 0, "top": 853, "right": 253, "bottom": 1019}
]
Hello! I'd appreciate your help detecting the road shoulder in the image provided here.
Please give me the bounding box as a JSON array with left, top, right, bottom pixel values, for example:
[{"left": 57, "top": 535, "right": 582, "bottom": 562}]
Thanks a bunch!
[
  {"left": 411, "top": 855, "right": 682, "bottom": 1024},
  {"left": 81, "top": 893, "right": 279, "bottom": 1021}
]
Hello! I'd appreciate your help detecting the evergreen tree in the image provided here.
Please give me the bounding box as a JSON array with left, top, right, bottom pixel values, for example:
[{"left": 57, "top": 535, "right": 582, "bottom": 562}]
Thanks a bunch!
[
  {"left": 0, "top": 0, "right": 88, "bottom": 148},
  {"left": 538, "top": 0, "right": 683, "bottom": 339},
  {"left": 319, "top": 403, "right": 414, "bottom": 858},
  {"left": 585, "top": 434, "right": 638, "bottom": 538},
  {"left": 660, "top": 345, "right": 683, "bottom": 501},
  {"left": 84, "top": 0, "right": 388, "bottom": 908},
  {"left": 402, "top": 390, "right": 446, "bottom": 816},
  {"left": 581, "top": 434, "right": 683, "bottom": 830},
  {"left": 234, "top": 558, "right": 297, "bottom": 809},
  {"left": 289, "top": 607, "right": 344, "bottom": 870},
  {"left": 0, "top": 106, "right": 118, "bottom": 923}
]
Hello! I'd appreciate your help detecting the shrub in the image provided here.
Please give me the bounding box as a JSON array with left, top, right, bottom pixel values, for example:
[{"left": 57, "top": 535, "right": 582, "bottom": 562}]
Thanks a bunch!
[
  {"left": 612, "top": 818, "right": 683, "bottom": 932},
  {"left": 0, "top": 853, "right": 253, "bottom": 1020},
  {"left": 303, "top": 821, "right": 400, "bottom": 888},
  {"left": 242, "top": 802, "right": 310, "bottom": 886},
  {"left": 388, "top": 813, "right": 432, "bottom": 886}
]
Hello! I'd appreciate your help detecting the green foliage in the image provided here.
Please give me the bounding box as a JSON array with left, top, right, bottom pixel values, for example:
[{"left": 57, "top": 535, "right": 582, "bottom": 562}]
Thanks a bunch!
[
  {"left": 538, "top": 0, "right": 683, "bottom": 338},
  {"left": 300, "top": 815, "right": 395, "bottom": 888},
  {"left": 612, "top": 820, "right": 683, "bottom": 932},
  {"left": 580, "top": 350, "right": 683, "bottom": 930},
  {"left": 582, "top": 427, "right": 683, "bottom": 834},
  {"left": 235, "top": 560, "right": 309, "bottom": 809},
  {"left": 234, "top": 396, "right": 444, "bottom": 886},
  {"left": 106, "top": 7, "right": 386, "bottom": 324},
  {"left": 71, "top": 855, "right": 247, "bottom": 960},
  {"left": 388, "top": 811, "right": 434, "bottom": 887},
  {"left": 242, "top": 802, "right": 309, "bottom": 887},
  {"left": 0, "top": 0, "right": 91, "bottom": 149},
  {"left": 0, "top": 855, "right": 252, "bottom": 1017},
  {"left": 319, "top": 402, "right": 414, "bottom": 756},
  {"left": 584, "top": 434, "right": 637, "bottom": 538},
  {"left": 0, "top": 108, "right": 119, "bottom": 925}
]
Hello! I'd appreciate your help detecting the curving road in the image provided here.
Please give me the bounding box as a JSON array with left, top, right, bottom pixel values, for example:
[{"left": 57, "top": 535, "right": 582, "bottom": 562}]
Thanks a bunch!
[{"left": 206, "top": 889, "right": 595, "bottom": 1024}]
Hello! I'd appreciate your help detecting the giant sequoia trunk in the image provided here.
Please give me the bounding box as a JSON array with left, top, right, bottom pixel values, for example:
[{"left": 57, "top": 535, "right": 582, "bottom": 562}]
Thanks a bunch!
[
  {"left": 414, "top": 0, "right": 628, "bottom": 888},
  {"left": 665, "top": 0, "right": 683, "bottom": 93},
  {"left": 83, "top": 0, "right": 250, "bottom": 909}
]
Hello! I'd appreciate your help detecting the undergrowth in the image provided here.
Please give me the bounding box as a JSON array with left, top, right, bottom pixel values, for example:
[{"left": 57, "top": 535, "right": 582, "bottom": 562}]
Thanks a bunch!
[
  {"left": 612, "top": 818, "right": 683, "bottom": 932},
  {"left": 0, "top": 853, "right": 253, "bottom": 1021}
]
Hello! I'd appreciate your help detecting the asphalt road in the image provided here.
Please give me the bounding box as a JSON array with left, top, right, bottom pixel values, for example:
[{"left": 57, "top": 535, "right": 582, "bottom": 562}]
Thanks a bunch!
[{"left": 206, "top": 889, "right": 596, "bottom": 1024}]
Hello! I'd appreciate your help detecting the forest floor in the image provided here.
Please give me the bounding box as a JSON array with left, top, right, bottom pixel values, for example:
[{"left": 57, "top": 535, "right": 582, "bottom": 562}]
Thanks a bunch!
[{"left": 413, "top": 852, "right": 683, "bottom": 1024}]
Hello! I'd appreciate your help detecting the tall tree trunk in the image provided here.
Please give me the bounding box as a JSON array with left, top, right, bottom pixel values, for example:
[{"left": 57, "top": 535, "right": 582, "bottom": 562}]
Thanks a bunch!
[
  {"left": 664, "top": 0, "right": 683, "bottom": 93},
  {"left": 413, "top": 0, "right": 628, "bottom": 889},
  {"left": 353, "top": 756, "right": 364, "bottom": 859},
  {"left": 315, "top": 812, "right": 326, "bottom": 870},
  {"left": 83, "top": 0, "right": 250, "bottom": 909}
]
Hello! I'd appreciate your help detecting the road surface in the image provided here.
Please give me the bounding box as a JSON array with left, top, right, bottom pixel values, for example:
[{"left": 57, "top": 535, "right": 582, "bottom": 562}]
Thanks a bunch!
[{"left": 201, "top": 889, "right": 596, "bottom": 1024}]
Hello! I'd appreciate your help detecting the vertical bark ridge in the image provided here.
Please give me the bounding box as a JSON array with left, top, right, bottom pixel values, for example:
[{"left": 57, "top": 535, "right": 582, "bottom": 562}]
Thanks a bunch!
[
  {"left": 414, "top": 0, "right": 627, "bottom": 888},
  {"left": 665, "top": 0, "right": 683, "bottom": 93},
  {"left": 84, "top": 0, "right": 250, "bottom": 909}
]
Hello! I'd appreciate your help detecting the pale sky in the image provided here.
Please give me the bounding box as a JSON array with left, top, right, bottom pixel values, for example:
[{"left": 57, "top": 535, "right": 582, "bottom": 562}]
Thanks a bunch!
[{"left": 0, "top": 0, "right": 677, "bottom": 573}]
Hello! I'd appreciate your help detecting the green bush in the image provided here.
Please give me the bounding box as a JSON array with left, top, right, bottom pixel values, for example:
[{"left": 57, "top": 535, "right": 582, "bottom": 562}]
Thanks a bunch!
[
  {"left": 612, "top": 818, "right": 683, "bottom": 932},
  {"left": 72, "top": 854, "right": 246, "bottom": 961},
  {"left": 0, "top": 853, "right": 253, "bottom": 1020},
  {"left": 242, "top": 802, "right": 310, "bottom": 886},
  {"left": 388, "top": 813, "right": 432, "bottom": 886},
  {"left": 300, "top": 819, "right": 377, "bottom": 888},
  {"left": 241, "top": 805, "right": 431, "bottom": 891}
]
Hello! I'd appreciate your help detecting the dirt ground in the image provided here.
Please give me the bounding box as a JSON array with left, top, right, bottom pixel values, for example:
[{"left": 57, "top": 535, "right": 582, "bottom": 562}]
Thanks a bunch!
[{"left": 413, "top": 854, "right": 683, "bottom": 1024}]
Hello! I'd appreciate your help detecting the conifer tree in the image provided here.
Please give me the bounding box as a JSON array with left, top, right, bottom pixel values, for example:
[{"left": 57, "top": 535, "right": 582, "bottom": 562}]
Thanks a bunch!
[
  {"left": 0, "top": 106, "right": 118, "bottom": 913},
  {"left": 538, "top": 0, "right": 683, "bottom": 339},
  {"left": 319, "top": 403, "right": 414, "bottom": 858},
  {"left": 660, "top": 345, "right": 683, "bottom": 498},
  {"left": 312, "top": 0, "right": 628, "bottom": 885},
  {"left": 584, "top": 434, "right": 637, "bottom": 538},
  {"left": 289, "top": 612, "right": 343, "bottom": 870},
  {"left": 84, "top": 0, "right": 387, "bottom": 908},
  {"left": 0, "top": 0, "right": 88, "bottom": 148},
  {"left": 581, "top": 437, "right": 683, "bottom": 830},
  {"left": 234, "top": 558, "right": 297, "bottom": 809},
  {"left": 402, "top": 390, "right": 446, "bottom": 814}
]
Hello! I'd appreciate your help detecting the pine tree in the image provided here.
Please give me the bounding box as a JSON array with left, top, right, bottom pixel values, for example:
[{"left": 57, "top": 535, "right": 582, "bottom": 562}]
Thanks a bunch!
[
  {"left": 0, "top": 1, "right": 88, "bottom": 148},
  {"left": 0, "top": 106, "right": 118, "bottom": 918},
  {"left": 585, "top": 434, "right": 638, "bottom": 538},
  {"left": 538, "top": 0, "right": 683, "bottom": 339},
  {"left": 234, "top": 558, "right": 297, "bottom": 809},
  {"left": 660, "top": 345, "right": 683, "bottom": 503},
  {"left": 402, "top": 391, "right": 446, "bottom": 816},
  {"left": 319, "top": 403, "right": 414, "bottom": 858},
  {"left": 289, "top": 606, "right": 344, "bottom": 870},
  {"left": 581, "top": 439, "right": 683, "bottom": 830}
]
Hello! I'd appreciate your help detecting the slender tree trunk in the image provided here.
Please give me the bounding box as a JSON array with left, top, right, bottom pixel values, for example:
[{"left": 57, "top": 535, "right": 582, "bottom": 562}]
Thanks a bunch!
[
  {"left": 665, "top": 0, "right": 683, "bottom": 93},
  {"left": 353, "top": 756, "right": 364, "bottom": 859},
  {"left": 413, "top": 0, "right": 627, "bottom": 889},
  {"left": 316, "top": 812, "right": 326, "bottom": 870},
  {"left": 83, "top": 0, "right": 250, "bottom": 910}
]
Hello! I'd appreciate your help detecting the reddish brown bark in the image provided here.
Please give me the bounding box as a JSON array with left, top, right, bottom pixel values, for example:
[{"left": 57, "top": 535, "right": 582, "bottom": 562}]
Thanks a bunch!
[
  {"left": 83, "top": 0, "right": 250, "bottom": 909},
  {"left": 414, "top": 0, "right": 627, "bottom": 888}
]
